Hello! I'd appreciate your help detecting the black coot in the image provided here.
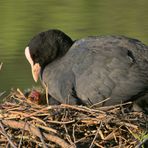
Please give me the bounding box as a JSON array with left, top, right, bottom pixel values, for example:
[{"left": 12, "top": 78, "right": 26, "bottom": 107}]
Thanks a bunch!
[{"left": 25, "top": 29, "right": 148, "bottom": 112}]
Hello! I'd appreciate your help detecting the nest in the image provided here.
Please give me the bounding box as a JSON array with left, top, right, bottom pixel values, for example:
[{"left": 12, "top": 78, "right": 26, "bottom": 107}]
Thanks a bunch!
[{"left": 0, "top": 88, "right": 147, "bottom": 148}]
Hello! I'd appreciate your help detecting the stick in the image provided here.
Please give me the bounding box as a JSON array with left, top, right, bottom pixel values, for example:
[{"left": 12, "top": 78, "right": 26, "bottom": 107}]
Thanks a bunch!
[
  {"left": 35, "top": 124, "right": 57, "bottom": 134},
  {"left": 37, "top": 127, "right": 48, "bottom": 148},
  {"left": 45, "top": 85, "right": 49, "bottom": 105},
  {"left": 2, "top": 119, "right": 72, "bottom": 148},
  {"left": 98, "top": 102, "right": 132, "bottom": 111},
  {"left": 0, "top": 121, "right": 17, "bottom": 148},
  {"left": 0, "top": 62, "right": 3, "bottom": 71},
  {"left": 18, "top": 120, "right": 27, "bottom": 148},
  {"left": 90, "top": 97, "right": 111, "bottom": 108},
  {"left": 89, "top": 129, "right": 99, "bottom": 148},
  {"left": 47, "top": 120, "right": 75, "bottom": 124},
  {"left": 0, "top": 91, "right": 6, "bottom": 97}
]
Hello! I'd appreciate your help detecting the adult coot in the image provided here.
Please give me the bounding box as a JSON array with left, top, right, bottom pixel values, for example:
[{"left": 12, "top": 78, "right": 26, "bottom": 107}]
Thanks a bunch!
[{"left": 25, "top": 29, "right": 148, "bottom": 112}]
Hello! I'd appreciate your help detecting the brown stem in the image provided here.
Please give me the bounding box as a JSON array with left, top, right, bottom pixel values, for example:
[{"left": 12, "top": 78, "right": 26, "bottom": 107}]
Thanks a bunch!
[{"left": 2, "top": 119, "right": 73, "bottom": 148}]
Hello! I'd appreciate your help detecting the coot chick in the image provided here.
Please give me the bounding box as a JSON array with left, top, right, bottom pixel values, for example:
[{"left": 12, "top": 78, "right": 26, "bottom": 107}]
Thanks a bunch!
[{"left": 25, "top": 29, "right": 148, "bottom": 112}]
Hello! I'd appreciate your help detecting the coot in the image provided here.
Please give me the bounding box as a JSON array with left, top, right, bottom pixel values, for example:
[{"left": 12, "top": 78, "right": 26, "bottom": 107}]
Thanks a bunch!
[{"left": 25, "top": 29, "right": 148, "bottom": 112}]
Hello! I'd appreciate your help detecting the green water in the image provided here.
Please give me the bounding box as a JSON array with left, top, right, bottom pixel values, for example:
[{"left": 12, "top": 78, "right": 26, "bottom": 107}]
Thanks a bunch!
[{"left": 0, "top": 0, "right": 148, "bottom": 94}]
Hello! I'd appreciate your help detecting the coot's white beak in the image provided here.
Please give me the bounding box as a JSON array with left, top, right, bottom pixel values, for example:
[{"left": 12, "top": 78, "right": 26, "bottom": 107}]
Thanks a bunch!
[
  {"left": 31, "top": 63, "right": 41, "bottom": 82},
  {"left": 25, "top": 46, "right": 41, "bottom": 82}
]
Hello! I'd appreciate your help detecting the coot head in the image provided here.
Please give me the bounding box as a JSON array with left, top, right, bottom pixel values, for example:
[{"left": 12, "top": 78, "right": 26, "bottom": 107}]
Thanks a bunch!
[{"left": 25, "top": 29, "right": 73, "bottom": 82}]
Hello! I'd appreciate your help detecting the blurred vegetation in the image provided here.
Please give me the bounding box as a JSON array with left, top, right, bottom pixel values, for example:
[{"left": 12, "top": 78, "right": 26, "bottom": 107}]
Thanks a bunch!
[{"left": 0, "top": 0, "right": 148, "bottom": 92}]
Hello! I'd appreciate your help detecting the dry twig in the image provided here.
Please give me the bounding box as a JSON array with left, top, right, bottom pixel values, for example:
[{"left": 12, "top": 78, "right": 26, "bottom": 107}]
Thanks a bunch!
[
  {"left": 0, "top": 90, "right": 147, "bottom": 147},
  {"left": 0, "top": 121, "right": 17, "bottom": 148}
]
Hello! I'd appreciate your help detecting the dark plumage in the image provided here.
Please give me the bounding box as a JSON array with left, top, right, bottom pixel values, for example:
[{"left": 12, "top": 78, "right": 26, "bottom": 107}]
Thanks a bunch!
[{"left": 25, "top": 29, "right": 148, "bottom": 113}]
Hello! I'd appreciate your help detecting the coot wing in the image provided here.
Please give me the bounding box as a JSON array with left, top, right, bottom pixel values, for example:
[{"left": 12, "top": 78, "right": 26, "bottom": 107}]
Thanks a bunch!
[{"left": 67, "top": 36, "right": 148, "bottom": 105}]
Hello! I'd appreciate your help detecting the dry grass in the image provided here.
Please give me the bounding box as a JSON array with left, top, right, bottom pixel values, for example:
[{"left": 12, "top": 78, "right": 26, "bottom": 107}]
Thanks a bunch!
[
  {"left": 0, "top": 62, "right": 3, "bottom": 71},
  {"left": 0, "top": 88, "right": 147, "bottom": 148}
]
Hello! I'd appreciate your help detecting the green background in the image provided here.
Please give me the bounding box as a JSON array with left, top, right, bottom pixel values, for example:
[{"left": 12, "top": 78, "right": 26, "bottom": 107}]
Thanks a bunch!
[{"left": 0, "top": 0, "right": 148, "bottom": 93}]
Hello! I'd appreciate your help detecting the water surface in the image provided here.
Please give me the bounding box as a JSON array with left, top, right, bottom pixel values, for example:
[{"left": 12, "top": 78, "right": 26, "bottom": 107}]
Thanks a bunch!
[{"left": 0, "top": 0, "right": 148, "bottom": 95}]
